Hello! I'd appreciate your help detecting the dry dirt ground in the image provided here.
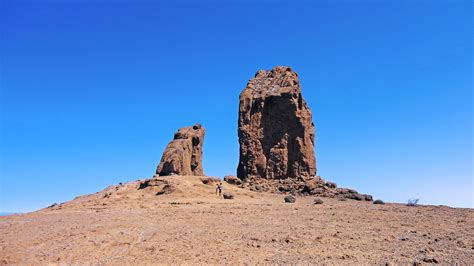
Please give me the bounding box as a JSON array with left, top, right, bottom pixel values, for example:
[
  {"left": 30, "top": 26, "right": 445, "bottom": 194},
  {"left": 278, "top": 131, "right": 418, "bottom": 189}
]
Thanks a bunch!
[{"left": 1, "top": 176, "right": 473, "bottom": 265}]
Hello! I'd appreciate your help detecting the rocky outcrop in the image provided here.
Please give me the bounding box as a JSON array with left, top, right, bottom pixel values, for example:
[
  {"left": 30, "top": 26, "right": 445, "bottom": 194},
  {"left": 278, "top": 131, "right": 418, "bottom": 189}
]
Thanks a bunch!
[
  {"left": 223, "top": 175, "right": 242, "bottom": 186},
  {"left": 156, "top": 124, "right": 205, "bottom": 176},
  {"left": 301, "top": 176, "right": 372, "bottom": 201},
  {"left": 235, "top": 66, "right": 371, "bottom": 200},
  {"left": 237, "top": 66, "right": 316, "bottom": 183},
  {"left": 138, "top": 178, "right": 174, "bottom": 195}
]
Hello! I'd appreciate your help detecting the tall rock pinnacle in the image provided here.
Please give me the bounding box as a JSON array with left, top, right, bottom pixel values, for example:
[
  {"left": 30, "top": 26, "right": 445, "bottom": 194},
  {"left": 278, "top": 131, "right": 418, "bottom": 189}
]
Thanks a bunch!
[
  {"left": 237, "top": 66, "right": 316, "bottom": 182},
  {"left": 156, "top": 124, "right": 205, "bottom": 176}
]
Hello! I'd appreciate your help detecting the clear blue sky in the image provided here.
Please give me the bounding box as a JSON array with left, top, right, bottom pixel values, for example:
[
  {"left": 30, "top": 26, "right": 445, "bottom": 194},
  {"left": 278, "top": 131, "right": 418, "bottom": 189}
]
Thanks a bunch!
[{"left": 1, "top": 0, "right": 472, "bottom": 212}]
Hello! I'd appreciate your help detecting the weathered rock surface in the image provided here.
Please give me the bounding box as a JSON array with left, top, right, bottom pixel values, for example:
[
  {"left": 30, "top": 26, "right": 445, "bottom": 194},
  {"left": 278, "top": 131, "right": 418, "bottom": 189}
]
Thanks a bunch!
[
  {"left": 314, "top": 198, "right": 324, "bottom": 204},
  {"left": 284, "top": 195, "right": 296, "bottom": 203},
  {"left": 236, "top": 66, "right": 371, "bottom": 200},
  {"left": 156, "top": 124, "right": 205, "bottom": 176},
  {"left": 237, "top": 66, "right": 316, "bottom": 182},
  {"left": 224, "top": 175, "right": 242, "bottom": 186},
  {"left": 300, "top": 176, "right": 372, "bottom": 201},
  {"left": 138, "top": 177, "right": 174, "bottom": 195}
]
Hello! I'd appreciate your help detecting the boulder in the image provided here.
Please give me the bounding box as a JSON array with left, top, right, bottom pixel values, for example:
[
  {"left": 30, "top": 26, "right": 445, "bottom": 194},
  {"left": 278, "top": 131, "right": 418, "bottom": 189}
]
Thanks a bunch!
[
  {"left": 223, "top": 192, "right": 234, "bottom": 199},
  {"left": 200, "top": 176, "right": 220, "bottom": 185},
  {"left": 361, "top": 194, "right": 373, "bottom": 201},
  {"left": 223, "top": 175, "right": 242, "bottom": 185},
  {"left": 373, "top": 199, "right": 385, "bottom": 205},
  {"left": 313, "top": 198, "right": 324, "bottom": 204},
  {"left": 302, "top": 178, "right": 319, "bottom": 194},
  {"left": 284, "top": 195, "right": 296, "bottom": 203},
  {"left": 156, "top": 124, "right": 205, "bottom": 176},
  {"left": 237, "top": 66, "right": 316, "bottom": 183}
]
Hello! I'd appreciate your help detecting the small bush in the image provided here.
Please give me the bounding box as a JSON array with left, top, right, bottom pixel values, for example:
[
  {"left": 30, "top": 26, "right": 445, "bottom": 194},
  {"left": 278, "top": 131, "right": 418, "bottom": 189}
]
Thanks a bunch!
[
  {"left": 407, "top": 198, "right": 419, "bottom": 206},
  {"left": 47, "top": 203, "right": 58, "bottom": 208}
]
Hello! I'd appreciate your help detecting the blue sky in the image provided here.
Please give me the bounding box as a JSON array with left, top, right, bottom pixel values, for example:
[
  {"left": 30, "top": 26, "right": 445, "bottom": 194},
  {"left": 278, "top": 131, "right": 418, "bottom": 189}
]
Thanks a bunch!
[{"left": 1, "top": 0, "right": 472, "bottom": 212}]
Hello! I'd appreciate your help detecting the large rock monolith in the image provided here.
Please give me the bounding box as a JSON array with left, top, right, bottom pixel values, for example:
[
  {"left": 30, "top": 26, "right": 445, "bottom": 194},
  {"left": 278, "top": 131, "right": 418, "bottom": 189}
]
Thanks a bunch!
[
  {"left": 237, "top": 66, "right": 316, "bottom": 184},
  {"left": 156, "top": 124, "right": 205, "bottom": 176}
]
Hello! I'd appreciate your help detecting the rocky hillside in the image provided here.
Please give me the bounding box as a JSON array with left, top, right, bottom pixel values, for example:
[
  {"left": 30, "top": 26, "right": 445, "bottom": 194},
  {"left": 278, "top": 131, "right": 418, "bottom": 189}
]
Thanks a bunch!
[{"left": 1, "top": 175, "right": 473, "bottom": 264}]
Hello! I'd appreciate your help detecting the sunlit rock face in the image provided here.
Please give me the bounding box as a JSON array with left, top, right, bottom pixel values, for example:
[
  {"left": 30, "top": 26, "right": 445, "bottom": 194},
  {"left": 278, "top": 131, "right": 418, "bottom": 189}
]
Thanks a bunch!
[
  {"left": 156, "top": 124, "right": 205, "bottom": 176},
  {"left": 237, "top": 66, "right": 316, "bottom": 183}
]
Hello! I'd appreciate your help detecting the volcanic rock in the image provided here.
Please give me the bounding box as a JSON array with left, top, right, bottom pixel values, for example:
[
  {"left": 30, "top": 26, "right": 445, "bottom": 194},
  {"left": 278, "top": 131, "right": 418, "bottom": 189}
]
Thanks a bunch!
[
  {"left": 224, "top": 175, "right": 242, "bottom": 186},
  {"left": 313, "top": 198, "right": 324, "bottom": 204},
  {"left": 138, "top": 178, "right": 174, "bottom": 195},
  {"left": 200, "top": 176, "right": 220, "bottom": 185},
  {"left": 223, "top": 192, "right": 234, "bottom": 199},
  {"left": 284, "top": 195, "right": 296, "bottom": 203},
  {"left": 156, "top": 124, "right": 205, "bottom": 176},
  {"left": 237, "top": 66, "right": 316, "bottom": 183}
]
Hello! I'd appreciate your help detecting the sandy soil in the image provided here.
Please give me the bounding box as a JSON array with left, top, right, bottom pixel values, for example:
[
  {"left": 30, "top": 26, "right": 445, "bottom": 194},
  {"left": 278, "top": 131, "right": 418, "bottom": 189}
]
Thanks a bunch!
[{"left": 1, "top": 175, "right": 473, "bottom": 264}]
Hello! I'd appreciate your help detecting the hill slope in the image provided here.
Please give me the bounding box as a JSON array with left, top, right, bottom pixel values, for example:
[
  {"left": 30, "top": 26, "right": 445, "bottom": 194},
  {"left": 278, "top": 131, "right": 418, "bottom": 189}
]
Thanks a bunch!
[{"left": 1, "top": 175, "right": 473, "bottom": 264}]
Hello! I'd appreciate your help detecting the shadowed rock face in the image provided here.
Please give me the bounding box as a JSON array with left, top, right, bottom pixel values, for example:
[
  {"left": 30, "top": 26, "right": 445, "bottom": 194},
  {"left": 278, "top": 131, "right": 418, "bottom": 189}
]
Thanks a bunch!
[
  {"left": 156, "top": 124, "right": 205, "bottom": 176},
  {"left": 237, "top": 66, "right": 316, "bottom": 182}
]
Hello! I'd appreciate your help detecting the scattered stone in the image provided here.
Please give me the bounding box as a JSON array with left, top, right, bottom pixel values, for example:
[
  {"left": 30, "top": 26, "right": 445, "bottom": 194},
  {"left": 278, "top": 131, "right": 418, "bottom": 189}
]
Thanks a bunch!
[
  {"left": 223, "top": 175, "right": 242, "bottom": 185},
  {"left": 284, "top": 195, "right": 296, "bottom": 203},
  {"left": 325, "top": 182, "right": 337, "bottom": 188},
  {"left": 422, "top": 258, "right": 439, "bottom": 263},
  {"left": 313, "top": 198, "right": 324, "bottom": 204},
  {"left": 374, "top": 199, "right": 385, "bottom": 205},
  {"left": 223, "top": 193, "right": 234, "bottom": 200},
  {"left": 156, "top": 124, "right": 205, "bottom": 176}
]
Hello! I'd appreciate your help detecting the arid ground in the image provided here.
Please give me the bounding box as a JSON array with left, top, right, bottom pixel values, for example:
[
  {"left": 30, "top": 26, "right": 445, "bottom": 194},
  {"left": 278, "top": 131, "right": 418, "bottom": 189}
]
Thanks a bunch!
[{"left": 1, "top": 176, "right": 473, "bottom": 264}]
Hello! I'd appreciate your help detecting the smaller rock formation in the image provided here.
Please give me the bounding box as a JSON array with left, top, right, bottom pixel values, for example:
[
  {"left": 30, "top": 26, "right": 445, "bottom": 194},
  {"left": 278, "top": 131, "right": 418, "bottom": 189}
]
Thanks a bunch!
[
  {"left": 138, "top": 178, "right": 174, "bottom": 195},
  {"left": 156, "top": 124, "right": 205, "bottom": 176}
]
